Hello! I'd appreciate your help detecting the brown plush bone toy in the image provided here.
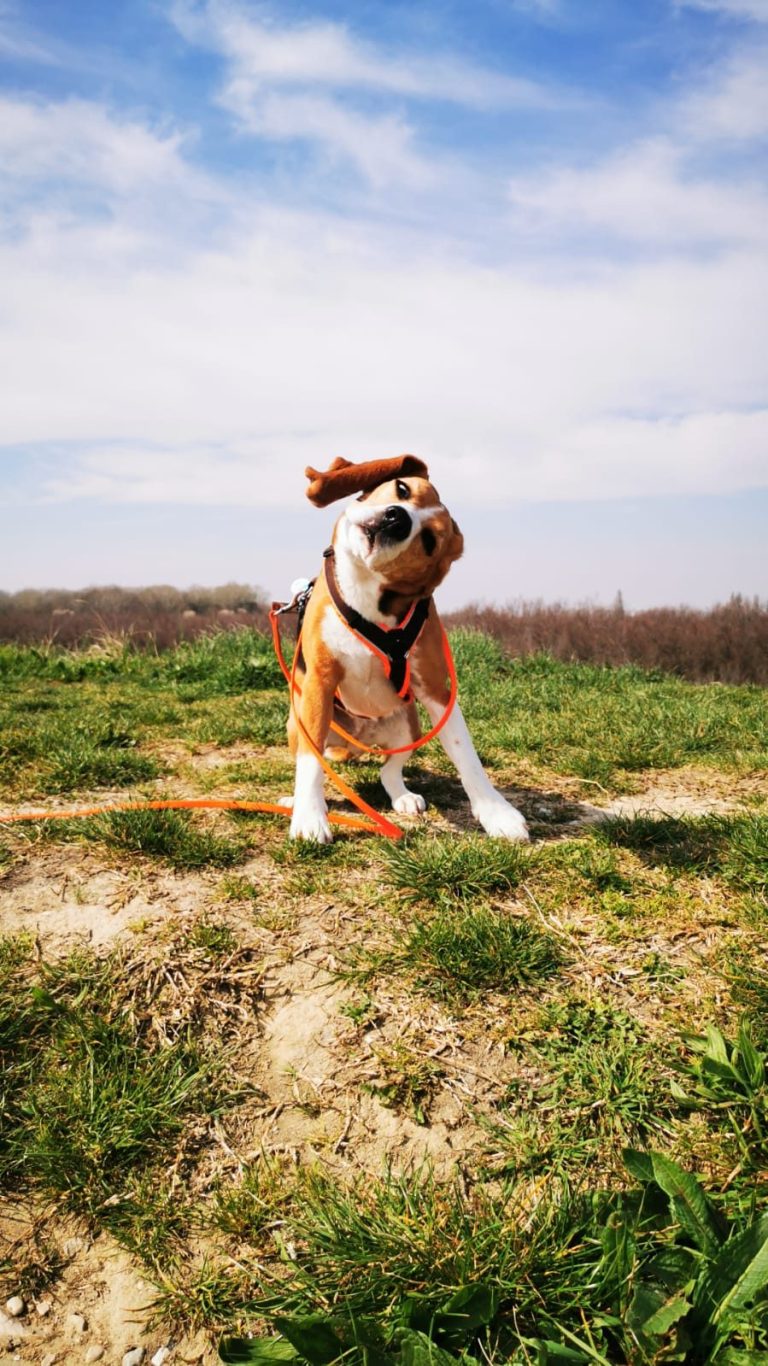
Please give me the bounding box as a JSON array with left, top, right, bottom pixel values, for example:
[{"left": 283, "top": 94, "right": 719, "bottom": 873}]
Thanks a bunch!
[{"left": 304, "top": 454, "right": 429, "bottom": 508}]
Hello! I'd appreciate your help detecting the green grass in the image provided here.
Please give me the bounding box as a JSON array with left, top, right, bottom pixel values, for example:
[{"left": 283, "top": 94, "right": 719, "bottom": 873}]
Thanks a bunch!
[
  {"left": 216, "top": 1153, "right": 768, "bottom": 1364},
  {"left": 727, "top": 947, "right": 768, "bottom": 1047},
  {"left": 599, "top": 811, "right": 768, "bottom": 893},
  {"left": 2, "top": 630, "right": 767, "bottom": 805},
  {"left": 450, "top": 630, "right": 768, "bottom": 784},
  {"left": 0, "top": 949, "right": 225, "bottom": 1217},
  {"left": 497, "top": 994, "right": 675, "bottom": 1176},
  {"left": 384, "top": 834, "right": 532, "bottom": 909},
  {"left": 19, "top": 807, "right": 250, "bottom": 870},
  {"left": 387, "top": 905, "right": 562, "bottom": 1004},
  {"left": 0, "top": 707, "right": 160, "bottom": 794},
  {"left": 0, "top": 628, "right": 283, "bottom": 692},
  {"left": 3, "top": 630, "right": 768, "bottom": 1362},
  {"left": 673, "top": 1022, "right": 768, "bottom": 1174}
]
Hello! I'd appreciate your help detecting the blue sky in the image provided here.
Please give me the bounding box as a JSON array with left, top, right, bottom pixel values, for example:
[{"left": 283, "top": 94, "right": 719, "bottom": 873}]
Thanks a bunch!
[{"left": 1, "top": 0, "right": 766, "bottom": 607}]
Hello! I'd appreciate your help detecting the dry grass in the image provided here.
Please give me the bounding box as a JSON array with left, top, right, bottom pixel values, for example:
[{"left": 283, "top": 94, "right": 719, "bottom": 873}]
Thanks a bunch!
[
  {"left": 3, "top": 585, "right": 768, "bottom": 683},
  {"left": 445, "top": 593, "right": 768, "bottom": 684},
  {"left": 0, "top": 583, "right": 270, "bottom": 649}
]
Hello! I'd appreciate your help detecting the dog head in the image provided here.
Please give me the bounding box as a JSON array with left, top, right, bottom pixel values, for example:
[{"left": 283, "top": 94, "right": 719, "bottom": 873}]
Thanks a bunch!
[{"left": 305, "top": 455, "right": 464, "bottom": 598}]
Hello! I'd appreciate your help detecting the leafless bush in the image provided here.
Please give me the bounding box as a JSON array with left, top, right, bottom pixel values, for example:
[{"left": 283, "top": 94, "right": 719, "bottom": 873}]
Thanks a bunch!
[
  {"left": 0, "top": 584, "right": 270, "bottom": 649},
  {"left": 3, "top": 585, "right": 766, "bottom": 683},
  {"left": 443, "top": 595, "right": 768, "bottom": 685}
]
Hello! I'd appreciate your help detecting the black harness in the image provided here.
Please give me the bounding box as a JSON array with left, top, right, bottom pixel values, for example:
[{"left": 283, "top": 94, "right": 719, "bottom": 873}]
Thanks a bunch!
[{"left": 322, "top": 549, "right": 431, "bottom": 701}]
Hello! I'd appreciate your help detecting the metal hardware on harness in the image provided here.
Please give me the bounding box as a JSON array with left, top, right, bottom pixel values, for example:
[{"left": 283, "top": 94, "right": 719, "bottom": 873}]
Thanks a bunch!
[{"left": 272, "top": 578, "right": 315, "bottom": 635}]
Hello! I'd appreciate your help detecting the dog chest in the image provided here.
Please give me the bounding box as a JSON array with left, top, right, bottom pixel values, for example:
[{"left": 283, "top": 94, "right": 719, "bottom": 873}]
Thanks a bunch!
[{"left": 320, "top": 606, "right": 404, "bottom": 719}]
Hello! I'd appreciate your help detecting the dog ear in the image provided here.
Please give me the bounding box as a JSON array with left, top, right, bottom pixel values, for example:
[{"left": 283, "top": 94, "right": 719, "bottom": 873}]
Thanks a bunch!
[
  {"left": 305, "top": 454, "right": 429, "bottom": 507},
  {"left": 422, "top": 517, "right": 464, "bottom": 595}
]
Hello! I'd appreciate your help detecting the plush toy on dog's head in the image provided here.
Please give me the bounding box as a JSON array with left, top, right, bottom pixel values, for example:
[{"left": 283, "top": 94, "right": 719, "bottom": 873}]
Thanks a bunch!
[
  {"left": 305, "top": 454, "right": 429, "bottom": 507},
  {"left": 305, "top": 454, "right": 462, "bottom": 600}
]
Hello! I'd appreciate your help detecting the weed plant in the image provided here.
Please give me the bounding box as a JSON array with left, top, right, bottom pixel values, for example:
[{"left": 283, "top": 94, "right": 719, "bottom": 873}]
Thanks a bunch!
[
  {"left": 673, "top": 1022, "right": 768, "bottom": 1174},
  {"left": 220, "top": 1150, "right": 768, "bottom": 1364}
]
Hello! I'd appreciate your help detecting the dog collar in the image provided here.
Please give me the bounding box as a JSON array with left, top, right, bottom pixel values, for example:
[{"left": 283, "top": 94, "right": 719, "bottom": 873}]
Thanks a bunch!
[{"left": 323, "top": 549, "right": 431, "bottom": 701}]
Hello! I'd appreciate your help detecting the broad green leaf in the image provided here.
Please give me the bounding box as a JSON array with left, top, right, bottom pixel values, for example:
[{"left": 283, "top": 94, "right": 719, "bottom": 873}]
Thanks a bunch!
[
  {"left": 273, "top": 1316, "right": 345, "bottom": 1366},
  {"left": 649, "top": 1152, "right": 725, "bottom": 1255},
  {"left": 623, "top": 1148, "right": 656, "bottom": 1184},
  {"left": 645, "top": 1246, "right": 698, "bottom": 1293},
  {"left": 627, "top": 1282, "right": 668, "bottom": 1336},
  {"left": 438, "top": 1283, "right": 499, "bottom": 1333},
  {"left": 700, "top": 1057, "right": 747, "bottom": 1087},
  {"left": 641, "top": 1293, "right": 692, "bottom": 1336},
  {"left": 397, "top": 1329, "right": 465, "bottom": 1366},
  {"left": 219, "top": 1338, "right": 299, "bottom": 1364},
  {"left": 737, "top": 1027, "right": 765, "bottom": 1090},
  {"left": 705, "top": 1025, "right": 730, "bottom": 1065},
  {"left": 522, "top": 1340, "right": 591, "bottom": 1364},
  {"left": 699, "top": 1213, "right": 768, "bottom": 1323},
  {"left": 670, "top": 1080, "right": 691, "bottom": 1103}
]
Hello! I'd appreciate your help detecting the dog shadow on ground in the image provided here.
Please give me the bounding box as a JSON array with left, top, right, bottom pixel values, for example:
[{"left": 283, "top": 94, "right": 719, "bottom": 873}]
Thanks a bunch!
[{"left": 351, "top": 766, "right": 607, "bottom": 842}]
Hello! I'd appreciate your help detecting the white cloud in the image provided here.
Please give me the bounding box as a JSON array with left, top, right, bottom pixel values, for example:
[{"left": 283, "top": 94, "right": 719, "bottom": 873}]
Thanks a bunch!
[
  {"left": 507, "top": 137, "right": 768, "bottom": 246},
  {"left": 1, "top": 154, "right": 766, "bottom": 511},
  {"left": 169, "top": 0, "right": 573, "bottom": 186},
  {"left": 1, "top": 0, "right": 767, "bottom": 533},
  {"left": 37, "top": 406, "right": 768, "bottom": 510},
  {"left": 172, "top": 0, "right": 560, "bottom": 109},
  {"left": 679, "top": 0, "right": 768, "bottom": 20},
  {"left": 678, "top": 45, "right": 768, "bottom": 140},
  {"left": 231, "top": 91, "right": 434, "bottom": 188},
  {"left": 0, "top": 96, "right": 194, "bottom": 196}
]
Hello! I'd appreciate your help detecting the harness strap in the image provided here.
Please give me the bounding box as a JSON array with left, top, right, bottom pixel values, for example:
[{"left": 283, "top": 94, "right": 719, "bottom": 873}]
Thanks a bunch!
[
  {"left": 269, "top": 609, "right": 458, "bottom": 759},
  {"left": 323, "top": 552, "right": 430, "bottom": 700}
]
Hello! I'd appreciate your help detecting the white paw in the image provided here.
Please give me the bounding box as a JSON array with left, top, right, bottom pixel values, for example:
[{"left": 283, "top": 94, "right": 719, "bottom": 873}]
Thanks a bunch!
[
  {"left": 474, "top": 799, "right": 530, "bottom": 842},
  {"left": 290, "top": 809, "right": 333, "bottom": 843},
  {"left": 276, "top": 794, "right": 293, "bottom": 810},
  {"left": 392, "top": 790, "right": 427, "bottom": 816}
]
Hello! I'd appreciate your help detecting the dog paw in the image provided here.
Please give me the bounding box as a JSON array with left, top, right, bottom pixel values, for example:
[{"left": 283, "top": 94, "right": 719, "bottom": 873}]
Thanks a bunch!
[
  {"left": 393, "top": 791, "right": 427, "bottom": 816},
  {"left": 276, "top": 795, "right": 293, "bottom": 810},
  {"left": 474, "top": 800, "right": 530, "bottom": 842},
  {"left": 290, "top": 811, "right": 333, "bottom": 844}
]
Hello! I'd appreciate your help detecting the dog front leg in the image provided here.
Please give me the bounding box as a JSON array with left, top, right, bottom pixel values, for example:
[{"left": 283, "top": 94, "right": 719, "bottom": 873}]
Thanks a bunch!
[
  {"left": 379, "top": 704, "right": 427, "bottom": 816},
  {"left": 289, "top": 669, "right": 338, "bottom": 844},
  {"left": 420, "top": 694, "right": 529, "bottom": 842}
]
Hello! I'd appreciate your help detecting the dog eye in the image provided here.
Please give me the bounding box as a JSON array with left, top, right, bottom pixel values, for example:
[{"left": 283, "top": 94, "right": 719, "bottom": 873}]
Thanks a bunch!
[{"left": 395, "top": 480, "right": 410, "bottom": 500}]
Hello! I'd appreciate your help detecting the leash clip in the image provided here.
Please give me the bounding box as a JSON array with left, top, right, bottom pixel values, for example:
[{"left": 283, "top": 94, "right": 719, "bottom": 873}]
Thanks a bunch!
[{"left": 273, "top": 577, "right": 314, "bottom": 619}]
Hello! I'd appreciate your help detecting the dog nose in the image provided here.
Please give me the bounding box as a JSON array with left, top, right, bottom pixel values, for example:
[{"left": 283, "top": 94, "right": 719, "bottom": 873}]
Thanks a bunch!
[{"left": 379, "top": 504, "right": 412, "bottom": 540}]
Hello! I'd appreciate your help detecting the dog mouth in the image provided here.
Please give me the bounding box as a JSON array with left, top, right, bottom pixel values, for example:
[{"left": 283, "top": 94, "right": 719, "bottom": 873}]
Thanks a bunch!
[{"left": 360, "top": 504, "right": 412, "bottom": 549}]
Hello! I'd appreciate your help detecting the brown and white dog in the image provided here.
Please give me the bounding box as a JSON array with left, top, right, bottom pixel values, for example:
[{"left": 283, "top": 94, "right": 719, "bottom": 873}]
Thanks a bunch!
[{"left": 284, "top": 454, "right": 529, "bottom": 845}]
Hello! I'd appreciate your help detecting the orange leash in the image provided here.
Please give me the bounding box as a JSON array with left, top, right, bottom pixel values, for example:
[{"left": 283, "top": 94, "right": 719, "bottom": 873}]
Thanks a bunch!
[
  {"left": 0, "top": 610, "right": 458, "bottom": 839},
  {"left": 268, "top": 607, "right": 458, "bottom": 758}
]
